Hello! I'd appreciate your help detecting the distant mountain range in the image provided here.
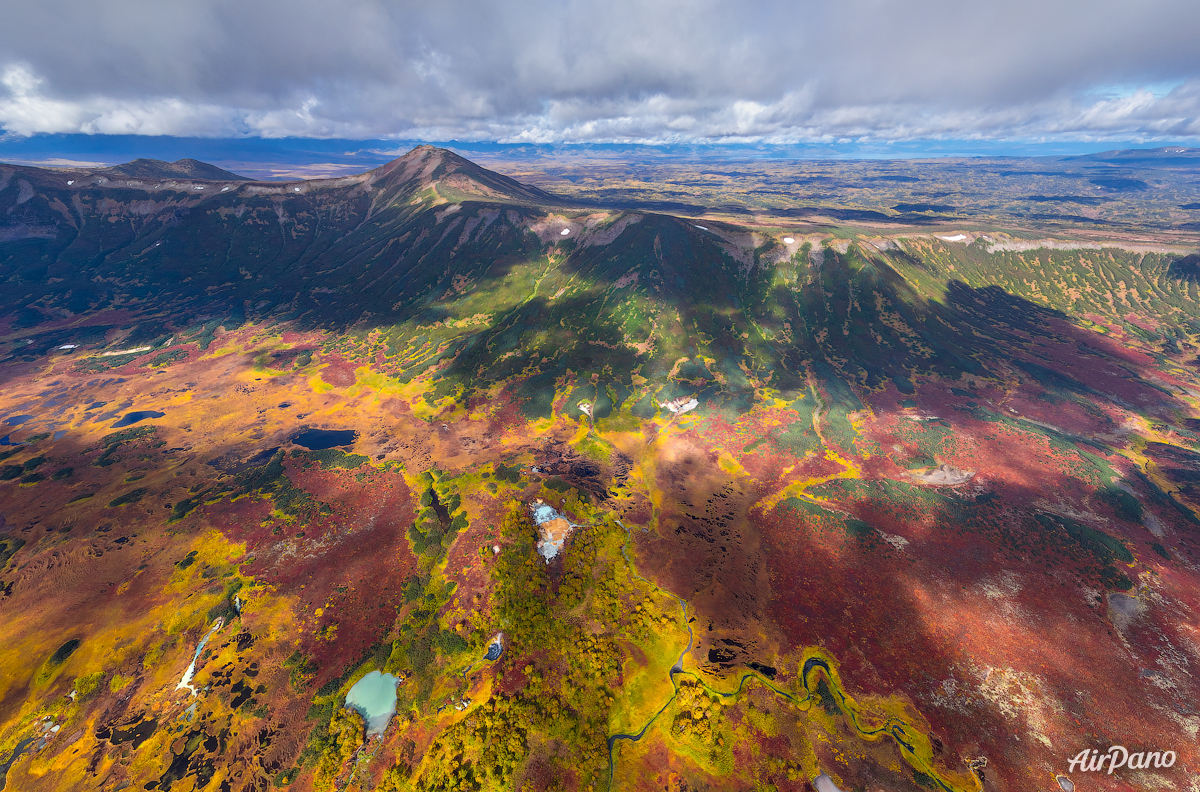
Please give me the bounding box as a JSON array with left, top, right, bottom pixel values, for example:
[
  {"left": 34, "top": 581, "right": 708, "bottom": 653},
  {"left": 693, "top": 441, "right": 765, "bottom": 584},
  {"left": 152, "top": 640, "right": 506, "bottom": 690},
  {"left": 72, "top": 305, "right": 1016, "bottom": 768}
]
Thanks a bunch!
[
  {"left": 1063, "top": 145, "right": 1200, "bottom": 166},
  {"left": 100, "top": 157, "right": 253, "bottom": 181}
]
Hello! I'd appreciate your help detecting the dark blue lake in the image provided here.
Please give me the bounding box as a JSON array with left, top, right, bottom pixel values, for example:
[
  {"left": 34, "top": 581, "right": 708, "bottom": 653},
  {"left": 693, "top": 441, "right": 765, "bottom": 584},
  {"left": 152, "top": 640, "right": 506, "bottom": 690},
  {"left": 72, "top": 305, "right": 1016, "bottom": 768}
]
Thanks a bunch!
[
  {"left": 2, "top": 415, "right": 32, "bottom": 426},
  {"left": 292, "top": 428, "right": 357, "bottom": 450},
  {"left": 112, "top": 411, "right": 165, "bottom": 428}
]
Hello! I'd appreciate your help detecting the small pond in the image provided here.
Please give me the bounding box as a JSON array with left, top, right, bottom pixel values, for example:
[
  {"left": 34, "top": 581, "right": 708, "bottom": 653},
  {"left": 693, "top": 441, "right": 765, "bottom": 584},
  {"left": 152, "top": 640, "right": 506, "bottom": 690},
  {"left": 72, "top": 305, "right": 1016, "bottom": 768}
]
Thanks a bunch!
[
  {"left": 2, "top": 416, "right": 33, "bottom": 427},
  {"left": 345, "top": 671, "right": 399, "bottom": 736},
  {"left": 292, "top": 428, "right": 358, "bottom": 450},
  {"left": 484, "top": 633, "right": 504, "bottom": 661},
  {"left": 112, "top": 411, "right": 165, "bottom": 428}
]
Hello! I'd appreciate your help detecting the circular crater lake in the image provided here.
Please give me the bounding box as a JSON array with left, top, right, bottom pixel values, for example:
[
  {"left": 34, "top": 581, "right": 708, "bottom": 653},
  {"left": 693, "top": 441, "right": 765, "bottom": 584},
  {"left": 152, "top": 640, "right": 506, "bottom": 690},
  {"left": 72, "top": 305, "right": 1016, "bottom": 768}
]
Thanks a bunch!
[{"left": 291, "top": 428, "right": 358, "bottom": 450}]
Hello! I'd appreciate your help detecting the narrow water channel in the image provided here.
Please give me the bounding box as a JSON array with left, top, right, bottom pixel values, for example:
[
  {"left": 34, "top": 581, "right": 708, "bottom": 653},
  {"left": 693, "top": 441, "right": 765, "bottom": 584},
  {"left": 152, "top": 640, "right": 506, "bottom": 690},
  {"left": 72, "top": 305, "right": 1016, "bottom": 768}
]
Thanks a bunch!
[
  {"left": 176, "top": 618, "right": 224, "bottom": 696},
  {"left": 0, "top": 738, "right": 34, "bottom": 791},
  {"left": 604, "top": 520, "right": 695, "bottom": 789},
  {"left": 603, "top": 521, "right": 968, "bottom": 792}
]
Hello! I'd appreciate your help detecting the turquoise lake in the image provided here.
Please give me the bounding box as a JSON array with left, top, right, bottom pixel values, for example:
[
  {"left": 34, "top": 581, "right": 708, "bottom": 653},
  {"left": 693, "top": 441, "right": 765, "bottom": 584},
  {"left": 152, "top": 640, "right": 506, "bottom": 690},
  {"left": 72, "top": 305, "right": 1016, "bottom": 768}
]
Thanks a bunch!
[{"left": 344, "top": 671, "right": 399, "bottom": 736}]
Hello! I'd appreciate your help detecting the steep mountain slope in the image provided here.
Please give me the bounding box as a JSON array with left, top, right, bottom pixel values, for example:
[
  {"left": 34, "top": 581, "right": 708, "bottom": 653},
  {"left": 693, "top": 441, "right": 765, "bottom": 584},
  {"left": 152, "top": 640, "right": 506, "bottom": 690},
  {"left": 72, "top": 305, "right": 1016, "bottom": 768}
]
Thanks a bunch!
[
  {"left": 0, "top": 148, "right": 1197, "bottom": 792},
  {"left": 0, "top": 145, "right": 564, "bottom": 325}
]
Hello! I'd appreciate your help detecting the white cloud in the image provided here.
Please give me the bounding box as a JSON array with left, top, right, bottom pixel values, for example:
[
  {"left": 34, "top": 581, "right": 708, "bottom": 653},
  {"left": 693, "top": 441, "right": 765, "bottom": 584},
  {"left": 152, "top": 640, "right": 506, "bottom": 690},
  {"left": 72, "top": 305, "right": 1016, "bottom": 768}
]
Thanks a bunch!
[
  {"left": 0, "top": 0, "right": 1198, "bottom": 142},
  {"left": 0, "top": 64, "right": 239, "bottom": 137}
]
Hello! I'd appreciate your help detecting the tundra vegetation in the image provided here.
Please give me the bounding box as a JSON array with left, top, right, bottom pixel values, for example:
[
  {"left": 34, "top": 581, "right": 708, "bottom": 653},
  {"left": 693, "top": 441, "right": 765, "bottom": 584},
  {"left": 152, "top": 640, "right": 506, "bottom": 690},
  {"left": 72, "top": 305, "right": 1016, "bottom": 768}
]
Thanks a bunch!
[{"left": 0, "top": 147, "right": 1197, "bottom": 791}]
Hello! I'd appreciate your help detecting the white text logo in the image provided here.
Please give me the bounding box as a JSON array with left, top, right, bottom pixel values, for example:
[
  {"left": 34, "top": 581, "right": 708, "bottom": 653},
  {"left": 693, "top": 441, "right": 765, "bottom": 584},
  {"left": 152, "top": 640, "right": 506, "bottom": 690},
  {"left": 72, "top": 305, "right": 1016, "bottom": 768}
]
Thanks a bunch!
[{"left": 1068, "top": 746, "right": 1175, "bottom": 774}]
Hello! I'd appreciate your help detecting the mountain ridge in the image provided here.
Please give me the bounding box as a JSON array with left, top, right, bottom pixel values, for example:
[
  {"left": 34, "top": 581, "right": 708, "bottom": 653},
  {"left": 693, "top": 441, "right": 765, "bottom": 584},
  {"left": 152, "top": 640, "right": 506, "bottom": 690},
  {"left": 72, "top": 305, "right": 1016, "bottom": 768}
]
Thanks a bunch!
[
  {"left": 0, "top": 145, "right": 569, "bottom": 204},
  {"left": 99, "top": 157, "right": 253, "bottom": 181}
]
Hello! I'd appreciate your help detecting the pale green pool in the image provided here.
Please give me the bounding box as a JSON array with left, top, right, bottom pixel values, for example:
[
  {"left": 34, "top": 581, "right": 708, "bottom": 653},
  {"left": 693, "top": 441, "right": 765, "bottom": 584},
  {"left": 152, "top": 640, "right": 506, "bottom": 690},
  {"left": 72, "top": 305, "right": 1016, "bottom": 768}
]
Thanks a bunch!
[{"left": 344, "top": 671, "right": 399, "bottom": 736}]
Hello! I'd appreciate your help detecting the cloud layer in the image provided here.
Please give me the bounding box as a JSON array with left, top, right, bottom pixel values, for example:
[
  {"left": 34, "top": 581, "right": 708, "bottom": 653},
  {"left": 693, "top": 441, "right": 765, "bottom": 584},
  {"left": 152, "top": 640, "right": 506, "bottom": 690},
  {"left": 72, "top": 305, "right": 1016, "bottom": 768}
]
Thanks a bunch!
[{"left": 1, "top": 0, "right": 1198, "bottom": 142}]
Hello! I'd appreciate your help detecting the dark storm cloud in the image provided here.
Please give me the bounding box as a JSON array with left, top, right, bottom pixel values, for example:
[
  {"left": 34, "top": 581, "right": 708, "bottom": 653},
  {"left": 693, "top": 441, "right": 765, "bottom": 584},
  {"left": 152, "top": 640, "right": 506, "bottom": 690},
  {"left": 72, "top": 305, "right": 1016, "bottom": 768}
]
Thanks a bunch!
[{"left": 1, "top": 0, "right": 1198, "bottom": 140}]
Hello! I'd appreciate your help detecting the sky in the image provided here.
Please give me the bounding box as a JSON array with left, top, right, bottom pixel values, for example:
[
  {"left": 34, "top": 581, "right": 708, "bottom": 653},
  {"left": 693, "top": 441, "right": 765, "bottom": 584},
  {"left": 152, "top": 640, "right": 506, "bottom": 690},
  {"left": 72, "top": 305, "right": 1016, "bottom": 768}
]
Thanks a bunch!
[{"left": 1, "top": 0, "right": 1199, "bottom": 156}]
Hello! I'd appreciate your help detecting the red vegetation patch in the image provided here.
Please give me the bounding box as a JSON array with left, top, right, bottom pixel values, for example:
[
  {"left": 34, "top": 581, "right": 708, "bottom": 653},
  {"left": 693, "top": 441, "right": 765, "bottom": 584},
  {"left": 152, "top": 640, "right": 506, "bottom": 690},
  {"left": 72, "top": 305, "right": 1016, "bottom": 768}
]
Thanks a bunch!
[
  {"left": 617, "top": 494, "right": 652, "bottom": 526},
  {"left": 489, "top": 385, "right": 536, "bottom": 434},
  {"left": 196, "top": 458, "right": 418, "bottom": 682},
  {"left": 495, "top": 656, "right": 534, "bottom": 697},
  {"left": 318, "top": 354, "right": 358, "bottom": 387},
  {"left": 280, "top": 330, "right": 322, "bottom": 345}
]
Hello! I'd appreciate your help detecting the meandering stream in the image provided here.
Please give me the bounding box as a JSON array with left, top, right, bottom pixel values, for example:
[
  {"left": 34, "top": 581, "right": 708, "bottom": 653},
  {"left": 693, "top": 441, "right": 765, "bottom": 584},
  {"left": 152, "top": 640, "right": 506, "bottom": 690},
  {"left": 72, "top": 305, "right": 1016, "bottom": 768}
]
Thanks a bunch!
[
  {"left": 603, "top": 521, "right": 970, "bottom": 792},
  {"left": 604, "top": 520, "right": 695, "bottom": 788}
]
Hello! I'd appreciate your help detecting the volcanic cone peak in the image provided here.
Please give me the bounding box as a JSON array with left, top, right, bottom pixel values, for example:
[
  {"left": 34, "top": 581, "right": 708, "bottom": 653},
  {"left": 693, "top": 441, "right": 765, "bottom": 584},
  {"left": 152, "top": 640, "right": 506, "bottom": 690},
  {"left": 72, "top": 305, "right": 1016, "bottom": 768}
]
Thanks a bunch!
[{"left": 368, "top": 144, "right": 566, "bottom": 207}]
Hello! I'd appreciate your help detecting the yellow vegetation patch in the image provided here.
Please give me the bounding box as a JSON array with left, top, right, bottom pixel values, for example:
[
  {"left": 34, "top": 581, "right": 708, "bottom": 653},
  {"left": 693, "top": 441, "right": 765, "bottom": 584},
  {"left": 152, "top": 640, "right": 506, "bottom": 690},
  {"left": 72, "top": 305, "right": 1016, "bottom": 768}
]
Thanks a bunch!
[
  {"left": 755, "top": 448, "right": 859, "bottom": 514},
  {"left": 353, "top": 366, "right": 405, "bottom": 395},
  {"left": 797, "top": 648, "right": 981, "bottom": 792}
]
